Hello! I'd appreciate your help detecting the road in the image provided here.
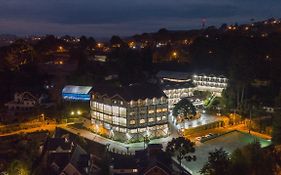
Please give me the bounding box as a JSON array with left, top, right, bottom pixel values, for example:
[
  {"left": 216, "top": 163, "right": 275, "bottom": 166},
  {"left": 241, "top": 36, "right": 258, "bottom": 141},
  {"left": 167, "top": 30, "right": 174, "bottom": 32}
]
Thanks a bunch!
[
  {"left": 0, "top": 119, "right": 68, "bottom": 137},
  {"left": 184, "top": 123, "right": 271, "bottom": 143},
  {"left": 0, "top": 115, "right": 271, "bottom": 153},
  {"left": 61, "top": 124, "right": 180, "bottom": 154}
]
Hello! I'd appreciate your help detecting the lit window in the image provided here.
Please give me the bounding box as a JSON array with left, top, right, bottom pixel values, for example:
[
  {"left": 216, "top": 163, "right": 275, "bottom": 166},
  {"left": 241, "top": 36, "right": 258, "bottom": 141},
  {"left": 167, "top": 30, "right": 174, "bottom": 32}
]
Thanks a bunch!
[
  {"left": 112, "top": 106, "right": 119, "bottom": 116},
  {"left": 130, "top": 120, "right": 136, "bottom": 125},
  {"left": 140, "top": 119, "right": 146, "bottom": 124},
  {"left": 119, "top": 128, "right": 126, "bottom": 133},
  {"left": 148, "top": 118, "right": 154, "bottom": 122},
  {"left": 139, "top": 128, "right": 146, "bottom": 132},
  {"left": 148, "top": 110, "right": 154, "bottom": 114},
  {"left": 156, "top": 108, "right": 162, "bottom": 113},
  {"left": 157, "top": 117, "right": 161, "bottom": 121},
  {"left": 119, "top": 107, "right": 127, "bottom": 117},
  {"left": 130, "top": 129, "right": 137, "bottom": 133},
  {"left": 162, "top": 108, "right": 168, "bottom": 112},
  {"left": 119, "top": 117, "right": 127, "bottom": 126},
  {"left": 162, "top": 116, "right": 167, "bottom": 120}
]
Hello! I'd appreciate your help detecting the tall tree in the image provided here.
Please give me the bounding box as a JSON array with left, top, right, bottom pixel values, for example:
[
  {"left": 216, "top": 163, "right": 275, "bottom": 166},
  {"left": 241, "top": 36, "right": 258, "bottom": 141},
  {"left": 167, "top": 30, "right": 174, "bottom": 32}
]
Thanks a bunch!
[
  {"left": 229, "top": 149, "right": 249, "bottom": 175},
  {"left": 230, "top": 142, "right": 274, "bottom": 175},
  {"left": 272, "top": 92, "right": 281, "bottom": 145},
  {"left": 110, "top": 35, "right": 126, "bottom": 47},
  {"left": 200, "top": 148, "right": 230, "bottom": 175},
  {"left": 272, "top": 109, "right": 281, "bottom": 145},
  {"left": 166, "top": 137, "right": 196, "bottom": 173},
  {"left": 173, "top": 98, "right": 196, "bottom": 119}
]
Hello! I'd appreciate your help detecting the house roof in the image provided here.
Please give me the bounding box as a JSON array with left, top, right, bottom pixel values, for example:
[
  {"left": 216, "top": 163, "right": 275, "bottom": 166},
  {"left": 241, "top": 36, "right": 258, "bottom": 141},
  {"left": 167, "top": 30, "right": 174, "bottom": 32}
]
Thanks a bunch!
[
  {"left": 91, "top": 83, "right": 167, "bottom": 101},
  {"left": 45, "top": 137, "right": 72, "bottom": 151},
  {"left": 111, "top": 156, "right": 137, "bottom": 169},
  {"left": 70, "top": 145, "right": 89, "bottom": 168},
  {"left": 141, "top": 161, "right": 172, "bottom": 175}
]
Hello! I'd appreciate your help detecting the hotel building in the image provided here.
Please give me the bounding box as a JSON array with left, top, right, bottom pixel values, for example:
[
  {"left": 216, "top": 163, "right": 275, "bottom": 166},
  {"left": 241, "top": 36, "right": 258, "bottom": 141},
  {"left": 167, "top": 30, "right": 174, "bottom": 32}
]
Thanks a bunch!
[
  {"left": 157, "top": 71, "right": 228, "bottom": 109},
  {"left": 90, "top": 84, "right": 169, "bottom": 142},
  {"left": 192, "top": 74, "right": 228, "bottom": 96},
  {"left": 161, "top": 80, "right": 194, "bottom": 109}
]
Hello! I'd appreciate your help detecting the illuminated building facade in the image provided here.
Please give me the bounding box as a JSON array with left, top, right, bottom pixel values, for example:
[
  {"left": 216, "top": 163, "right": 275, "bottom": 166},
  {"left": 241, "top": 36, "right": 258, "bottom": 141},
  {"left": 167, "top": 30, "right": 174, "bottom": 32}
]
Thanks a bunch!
[
  {"left": 157, "top": 71, "right": 228, "bottom": 108},
  {"left": 192, "top": 74, "right": 228, "bottom": 96},
  {"left": 90, "top": 84, "right": 169, "bottom": 142},
  {"left": 161, "top": 80, "right": 194, "bottom": 109}
]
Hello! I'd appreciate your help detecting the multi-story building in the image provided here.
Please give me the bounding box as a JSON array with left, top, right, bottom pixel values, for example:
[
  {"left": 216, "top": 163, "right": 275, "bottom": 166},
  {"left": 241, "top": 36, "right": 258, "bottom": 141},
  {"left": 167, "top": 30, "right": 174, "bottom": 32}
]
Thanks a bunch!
[
  {"left": 90, "top": 84, "right": 169, "bottom": 142},
  {"left": 157, "top": 71, "right": 228, "bottom": 109},
  {"left": 161, "top": 80, "right": 194, "bottom": 109},
  {"left": 192, "top": 74, "right": 228, "bottom": 96}
]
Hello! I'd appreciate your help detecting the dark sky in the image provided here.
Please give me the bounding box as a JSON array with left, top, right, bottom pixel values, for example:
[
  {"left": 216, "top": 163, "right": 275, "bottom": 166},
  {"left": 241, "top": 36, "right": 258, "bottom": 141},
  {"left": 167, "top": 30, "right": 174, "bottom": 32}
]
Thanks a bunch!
[{"left": 0, "top": 0, "right": 280, "bottom": 38}]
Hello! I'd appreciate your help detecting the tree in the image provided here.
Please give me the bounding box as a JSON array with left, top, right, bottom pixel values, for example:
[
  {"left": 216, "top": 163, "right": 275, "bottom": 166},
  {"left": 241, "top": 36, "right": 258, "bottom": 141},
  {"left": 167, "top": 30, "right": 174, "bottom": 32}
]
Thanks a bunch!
[
  {"left": 7, "top": 160, "right": 30, "bottom": 175},
  {"left": 166, "top": 137, "right": 196, "bottom": 173},
  {"left": 272, "top": 94, "right": 281, "bottom": 145},
  {"left": 229, "top": 142, "right": 274, "bottom": 175},
  {"left": 200, "top": 148, "right": 230, "bottom": 175},
  {"left": 110, "top": 35, "right": 126, "bottom": 47},
  {"left": 229, "top": 149, "right": 249, "bottom": 175},
  {"left": 173, "top": 98, "right": 196, "bottom": 119}
]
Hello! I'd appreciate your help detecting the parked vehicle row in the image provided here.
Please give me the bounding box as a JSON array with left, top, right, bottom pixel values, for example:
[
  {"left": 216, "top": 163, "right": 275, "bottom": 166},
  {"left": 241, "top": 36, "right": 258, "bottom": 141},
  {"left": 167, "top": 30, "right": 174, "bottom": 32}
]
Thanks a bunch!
[{"left": 196, "top": 133, "right": 218, "bottom": 142}]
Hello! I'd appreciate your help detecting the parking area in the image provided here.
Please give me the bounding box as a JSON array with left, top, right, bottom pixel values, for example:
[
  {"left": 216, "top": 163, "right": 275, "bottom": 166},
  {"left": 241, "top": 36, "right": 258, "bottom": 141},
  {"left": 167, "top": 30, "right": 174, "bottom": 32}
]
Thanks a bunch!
[{"left": 183, "top": 130, "right": 272, "bottom": 175}]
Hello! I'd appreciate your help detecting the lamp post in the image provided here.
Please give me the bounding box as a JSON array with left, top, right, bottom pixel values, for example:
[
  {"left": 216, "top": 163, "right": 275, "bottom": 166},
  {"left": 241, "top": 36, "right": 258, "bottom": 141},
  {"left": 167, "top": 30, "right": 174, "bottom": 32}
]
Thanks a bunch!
[
  {"left": 143, "top": 135, "right": 150, "bottom": 149},
  {"left": 106, "top": 143, "right": 111, "bottom": 161},
  {"left": 126, "top": 146, "right": 129, "bottom": 155}
]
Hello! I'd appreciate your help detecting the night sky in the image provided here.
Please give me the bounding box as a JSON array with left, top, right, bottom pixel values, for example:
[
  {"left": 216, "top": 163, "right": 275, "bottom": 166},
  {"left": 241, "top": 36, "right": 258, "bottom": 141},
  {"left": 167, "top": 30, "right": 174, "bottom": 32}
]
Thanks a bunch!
[{"left": 0, "top": 0, "right": 280, "bottom": 38}]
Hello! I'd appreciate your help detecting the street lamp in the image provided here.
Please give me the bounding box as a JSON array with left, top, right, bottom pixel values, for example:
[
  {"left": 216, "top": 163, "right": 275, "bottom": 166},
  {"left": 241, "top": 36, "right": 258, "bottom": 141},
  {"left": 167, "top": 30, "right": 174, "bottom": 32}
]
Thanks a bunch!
[
  {"left": 77, "top": 110, "right": 82, "bottom": 115},
  {"left": 143, "top": 135, "right": 150, "bottom": 149},
  {"left": 172, "top": 51, "right": 178, "bottom": 60}
]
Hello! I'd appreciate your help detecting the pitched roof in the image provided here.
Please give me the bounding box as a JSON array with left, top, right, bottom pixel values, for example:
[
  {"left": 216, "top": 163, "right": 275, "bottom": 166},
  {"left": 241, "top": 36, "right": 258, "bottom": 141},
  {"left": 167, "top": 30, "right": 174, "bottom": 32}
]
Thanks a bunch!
[
  {"left": 111, "top": 156, "right": 137, "bottom": 169},
  {"left": 45, "top": 137, "right": 72, "bottom": 151},
  {"left": 142, "top": 161, "right": 172, "bottom": 175},
  {"left": 91, "top": 83, "right": 167, "bottom": 101}
]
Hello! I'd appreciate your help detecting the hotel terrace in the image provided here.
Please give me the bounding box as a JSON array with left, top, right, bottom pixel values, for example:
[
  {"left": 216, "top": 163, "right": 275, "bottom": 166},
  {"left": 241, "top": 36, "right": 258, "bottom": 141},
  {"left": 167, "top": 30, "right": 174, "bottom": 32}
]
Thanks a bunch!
[{"left": 90, "top": 84, "right": 169, "bottom": 142}]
